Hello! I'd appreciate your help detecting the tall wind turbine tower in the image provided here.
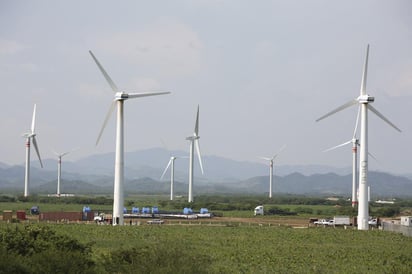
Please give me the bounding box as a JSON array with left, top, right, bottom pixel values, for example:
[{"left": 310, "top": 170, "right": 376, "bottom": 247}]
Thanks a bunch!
[
  {"left": 54, "top": 149, "right": 76, "bottom": 197},
  {"left": 316, "top": 45, "right": 401, "bottom": 230},
  {"left": 259, "top": 145, "right": 285, "bottom": 198},
  {"left": 22, "top": 104, "right": 43, "bottom": 197},
  {"left": 186, "top": 105, "right": 204, "bottom": 202},
  {"left": 89, "top": 50, "right": 170, "bottom": 226},
  {"left": 160, "top": 156, "right": 187, "bottom": 200},
  {"left": 323, "top": 108, "right": 361, "bottom": 207}
]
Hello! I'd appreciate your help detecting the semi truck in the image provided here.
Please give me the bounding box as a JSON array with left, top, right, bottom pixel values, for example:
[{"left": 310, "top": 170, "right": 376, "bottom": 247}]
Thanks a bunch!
[{"left": 333, "top": 216, "right": 351, "bottom": 226}]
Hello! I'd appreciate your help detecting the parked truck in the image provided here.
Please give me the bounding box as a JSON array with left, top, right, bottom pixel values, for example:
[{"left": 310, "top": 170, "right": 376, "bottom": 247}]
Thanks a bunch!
[{"left": 333, "top": 216, "right": 351, "bottom": 226}]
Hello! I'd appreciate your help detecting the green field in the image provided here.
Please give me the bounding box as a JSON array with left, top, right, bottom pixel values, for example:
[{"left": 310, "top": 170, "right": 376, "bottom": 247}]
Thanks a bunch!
[
  {"left": 1, "top": 195, "right": 411, "bottom": 273},
  {"left": 1, "top": 222, "right": 412, "bottom": 273}
]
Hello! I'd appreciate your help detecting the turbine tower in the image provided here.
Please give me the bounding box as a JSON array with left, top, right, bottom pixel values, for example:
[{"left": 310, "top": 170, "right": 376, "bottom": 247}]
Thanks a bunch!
[
  {"left": 160, "top": 156, "right": 187, "bottom": 200},
  {"left": 259, "top": 145, "right": 286, "bottom": 198},
  {"left": 53, "top": 149, "right": 76, "bottom": 197},
  {"left": 22, "top": 104, "right": 43, "bottom": 197},
  {"left": 316, "top": 45, "right": 401, "bottom": 230},
  {"left": 323, "top": 107, "right": 361, "bottom": 208},
  {"left": 186, "top": 105, "right": 204, "bottom": 202},
  {"left": 89, "top": 50, "right": 170, "bottom": 226}
]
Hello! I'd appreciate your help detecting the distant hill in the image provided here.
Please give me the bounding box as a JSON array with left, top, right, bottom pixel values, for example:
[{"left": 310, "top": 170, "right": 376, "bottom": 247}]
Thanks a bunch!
[{"left": 1, "top": 148, "right": 412, "bottom": 197}]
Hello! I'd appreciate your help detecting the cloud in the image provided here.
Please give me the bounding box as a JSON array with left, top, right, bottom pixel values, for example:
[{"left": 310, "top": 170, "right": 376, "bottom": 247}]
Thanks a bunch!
[
  {"left": 0, "top": 39, "right": 27, "bottom": 55},
  {"left": 96, "top": 19, "right": 204, "bottom": 77}
]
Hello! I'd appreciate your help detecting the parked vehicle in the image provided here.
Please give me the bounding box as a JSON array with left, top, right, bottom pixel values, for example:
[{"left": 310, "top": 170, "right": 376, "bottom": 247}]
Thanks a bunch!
[
  {"left": 30, "top": 206, "right": 40, "bottom": 215},
  {"left": 333, "top": 216, "right": 351, "bottom": 226},
  {"left": 254, "top": 205, "right": 264, "bottom": 216},
  {"left": 314, "top": 219, "right": 331, "bottom": 225},
  {"left": 368, "top": 218, "right": 378, "bottom": 226}
]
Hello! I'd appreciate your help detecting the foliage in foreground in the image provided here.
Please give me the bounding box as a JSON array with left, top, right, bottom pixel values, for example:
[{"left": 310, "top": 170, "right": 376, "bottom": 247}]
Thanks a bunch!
[
  {"left": 0, "top": 225, "right": 95, "bottom": 274},
  {"left": 1, "top": 223, "right": 412, "bottom": 274}
]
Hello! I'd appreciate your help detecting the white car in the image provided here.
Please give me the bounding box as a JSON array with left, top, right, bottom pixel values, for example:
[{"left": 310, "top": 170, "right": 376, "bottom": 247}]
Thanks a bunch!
[
  {"left": 368, "top": 219, "right": 377, "bottom": 226},
  {"left": 314, "top": 219, "right": 332, "bottom": 225}
]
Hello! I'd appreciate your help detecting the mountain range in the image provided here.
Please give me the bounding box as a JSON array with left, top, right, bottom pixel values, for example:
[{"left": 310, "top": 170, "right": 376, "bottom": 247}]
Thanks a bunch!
[{"left": 1, "top": 148, "right": 411, "bottom": 197}]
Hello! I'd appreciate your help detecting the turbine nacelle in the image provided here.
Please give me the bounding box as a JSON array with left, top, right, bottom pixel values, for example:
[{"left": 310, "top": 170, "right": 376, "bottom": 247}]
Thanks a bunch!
[
  {"left": 115, "top": 92, "right": 129, "bottom": 101},
  {"left": 186, "top": 136, "right": 200, "bottom": 141},
  {"left": 22, "top": 132, "right": 35, "bottom": 139},
  {"left": 357, "top": 94, "right": 374, "bottom": 103}
]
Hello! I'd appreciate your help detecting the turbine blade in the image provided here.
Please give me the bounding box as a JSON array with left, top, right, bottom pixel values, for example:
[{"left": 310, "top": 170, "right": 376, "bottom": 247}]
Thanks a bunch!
[
  {"left": 368, "top": 152, "right": 379, "bottom": 162},
  {"left": 96, "top": 101, "right": 116, "bottom": 145},
  {"left": 160, "top": 159, "right": 172, "bottom": 180},
  {"left": 316, "top": 100, "right": 358, "bottom": 122},
  {"left": 53, "top": 147, "right": 78, "bottom": 158},
  {"left": 89, "top": 50, "right": 119, "bottom": 92},
  {"left": 369, "top": 105, "right": 401, "bottom": 132},
  {"left": 323, "top": 140, "right": 352, "bottom": 152},
  {"left": 353, "top": 105, "right": 361, "bottom": 138},
  {"left": 51, "top": 149, "right": 59, "bottom": 156},
  {"left": 61, "top": 150, "right": 72, "bottom": 157},
  {"left": 258, "top": 157, "right": 272, "bottom": 161},
  {"left": 195, "top": 140, "right": 204, "bottom": 174},
  {"left": 31, "top": 104, "right": 37, "bottom": 133},
  {"left": 360, "top": 44, "right": 369, "bottom": 96},
  {"left": 274, "top": 144, "right": 287, "bottom": 158},
  {"left": 194, "top": 105, "right": 200, "bottom": 136},
  {"left": 127, "top": 92, "right": 170, "bottom": 99},
  {"left": 65, "top": 147, "right": 80, "bottom": 157},
  {"left": 32, "top": 136, "right": 43, "bottom": 168}
]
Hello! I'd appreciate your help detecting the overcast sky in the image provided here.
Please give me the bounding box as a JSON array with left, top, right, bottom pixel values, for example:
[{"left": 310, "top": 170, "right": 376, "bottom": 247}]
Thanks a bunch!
[{"left": 1, "top": 0, "right": 411, "bottom": 175}]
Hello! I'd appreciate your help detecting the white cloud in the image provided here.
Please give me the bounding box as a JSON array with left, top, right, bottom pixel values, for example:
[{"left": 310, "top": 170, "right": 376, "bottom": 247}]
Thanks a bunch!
[
  {"left": 0, "top": 39, "right": 27, "bottom": 55},
  {"left": 97, "top": 19, "right": 204, "bottom": 77}
]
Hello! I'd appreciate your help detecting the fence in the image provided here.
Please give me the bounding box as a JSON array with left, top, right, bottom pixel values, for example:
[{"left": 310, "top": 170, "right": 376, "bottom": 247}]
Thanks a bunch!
[{"left": 382, "top": 221, "right": 412, "bottom": 237}]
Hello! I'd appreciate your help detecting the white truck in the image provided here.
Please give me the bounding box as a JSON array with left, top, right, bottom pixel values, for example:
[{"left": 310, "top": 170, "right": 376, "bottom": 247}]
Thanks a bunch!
[
  {"left": 254, "top": 205, "right": 264, "bottom": 216},
  {"left": 333, "top": 216, "right": 351, "bottom": 226}
]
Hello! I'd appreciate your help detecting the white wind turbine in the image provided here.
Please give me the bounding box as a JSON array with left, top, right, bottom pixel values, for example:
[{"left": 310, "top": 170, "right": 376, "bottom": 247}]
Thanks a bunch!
[
  {"left": 186, "top": 105, "right": 204, "bottom": 202},
  {"left": 22, "top": 104, "right": 43, "bottom": 197},
  {"left": 323, "top": 107, "right": 361, "bottom": 208},
  {"left": 316, "top": 45, "right": 401, "bottom": 230},
  {"left": 160, "top": 155, "right": 188, "bottom": 200},
  {"left": 53, "top": 148, "right": 77, "bottom": 197},
  {"left": 259, "top": 145, "right": 286, "bottom": 198},
  {"left": 89, "top": 50, "right": 170, "bottom": 226}
]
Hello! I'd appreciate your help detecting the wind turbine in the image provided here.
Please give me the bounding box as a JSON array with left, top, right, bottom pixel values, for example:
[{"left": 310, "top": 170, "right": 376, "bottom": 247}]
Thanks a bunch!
[
  {"left": 160, "top": 156, "right": 188, "bottom": 200},
  {"left": 323, "top": 107, "right": 361, "bottom": 208},
  {"left": 316, "top": 45, "right": 401, "bottom": 230},
  {"left": 22, "top": 104, "right": 43, "bottom": 197},
  {"left": 53, "top": 148, "right": 77, "bottom": 197},
  {"left": 186, "top": 105, "right": 204, "bottom": 202},
  {"left": 89, "top": 50, "right": 170, "bottom": 226},
  {"left": 259, "top": 145, "right": 286, "bottom": 198}
]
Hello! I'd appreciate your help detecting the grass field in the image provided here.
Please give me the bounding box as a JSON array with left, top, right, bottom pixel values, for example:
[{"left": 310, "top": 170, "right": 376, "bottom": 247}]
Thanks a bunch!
[
  {"left": 2, "top": 222, "right": 412, "bottom": 273},
  {"left": 1, "top": 196, "right": 411, "bottom": 272}
]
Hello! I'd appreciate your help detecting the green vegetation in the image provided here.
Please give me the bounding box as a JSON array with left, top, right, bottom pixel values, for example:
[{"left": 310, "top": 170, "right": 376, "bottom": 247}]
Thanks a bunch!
[
  {"left": 1, "top": 223, "right": 412, "bottom": 273},
  {"left": 1, "top": 194, "right": 409, "bottom": 219},
  {"left": 1, "top": 194, "right": 412, "bottom": 273}
]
